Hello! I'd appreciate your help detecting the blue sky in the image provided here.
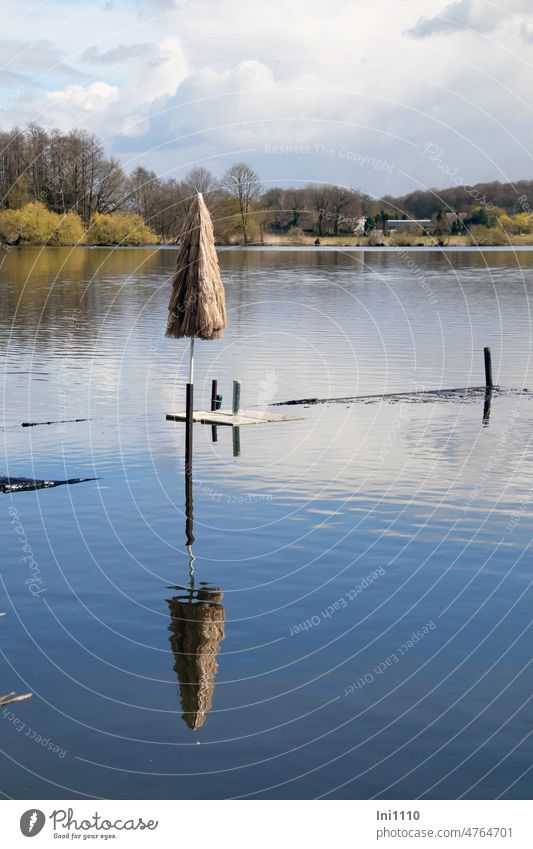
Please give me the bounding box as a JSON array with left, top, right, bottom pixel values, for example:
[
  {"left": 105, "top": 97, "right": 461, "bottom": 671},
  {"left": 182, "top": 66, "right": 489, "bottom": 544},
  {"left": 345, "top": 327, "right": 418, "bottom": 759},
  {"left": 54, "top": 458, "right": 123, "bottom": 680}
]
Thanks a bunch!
[{"left": 2, "top": 0, "right": 533, "bottom": 197}]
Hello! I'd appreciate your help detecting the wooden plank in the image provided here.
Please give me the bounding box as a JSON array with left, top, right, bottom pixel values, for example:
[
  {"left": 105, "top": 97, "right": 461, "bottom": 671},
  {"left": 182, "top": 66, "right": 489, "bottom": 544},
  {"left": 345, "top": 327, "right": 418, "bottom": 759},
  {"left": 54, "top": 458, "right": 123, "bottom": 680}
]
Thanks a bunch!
[{"left": 166, "top": 408, "right": 303, "bottom": 426}]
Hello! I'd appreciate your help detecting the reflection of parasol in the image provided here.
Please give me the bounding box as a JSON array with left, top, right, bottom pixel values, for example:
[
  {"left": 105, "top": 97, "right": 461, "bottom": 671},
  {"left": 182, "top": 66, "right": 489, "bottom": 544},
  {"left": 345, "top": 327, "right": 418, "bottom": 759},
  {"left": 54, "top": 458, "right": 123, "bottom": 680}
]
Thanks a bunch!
[{"left": 167, "top": 585, "right": 225, "bottom": 730}]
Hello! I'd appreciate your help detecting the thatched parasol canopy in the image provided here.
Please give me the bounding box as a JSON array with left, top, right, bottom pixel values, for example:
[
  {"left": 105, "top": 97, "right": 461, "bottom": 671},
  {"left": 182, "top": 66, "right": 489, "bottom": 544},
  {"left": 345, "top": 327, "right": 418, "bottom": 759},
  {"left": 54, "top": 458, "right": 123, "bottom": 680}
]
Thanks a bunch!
[
  {"left": 166, "top": 193, "right": 227, "bottom": 341},
  {"left": 167, "top": 587, "right": 225, "bottom": 730}
]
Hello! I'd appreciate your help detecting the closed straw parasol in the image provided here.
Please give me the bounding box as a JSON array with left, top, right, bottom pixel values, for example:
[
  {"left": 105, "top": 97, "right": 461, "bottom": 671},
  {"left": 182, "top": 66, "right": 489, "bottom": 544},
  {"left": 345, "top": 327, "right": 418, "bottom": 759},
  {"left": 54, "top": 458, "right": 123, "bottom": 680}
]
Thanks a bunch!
[
  {"left": 166, "top": 192, "right": 227, "bottom": 381},
  {"left": 167, "top": 586, "right": 225, "bottom": 730}
]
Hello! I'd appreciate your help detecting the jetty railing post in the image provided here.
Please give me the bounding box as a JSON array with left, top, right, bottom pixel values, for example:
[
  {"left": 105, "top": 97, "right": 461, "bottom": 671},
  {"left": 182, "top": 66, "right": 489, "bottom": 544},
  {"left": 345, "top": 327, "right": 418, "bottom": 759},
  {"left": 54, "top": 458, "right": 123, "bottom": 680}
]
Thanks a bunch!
[
  {"left": 232, "top": 380, "right": 241, "bottom": 416},
  {"left": 185, "top": 383, "right": 194, "bottom": 472},
  {"left": 211, "top": 379, "right": 218, "bottom": 412},
  {"left": 484, "top": 347, "right": 493, "bottom": 389}
]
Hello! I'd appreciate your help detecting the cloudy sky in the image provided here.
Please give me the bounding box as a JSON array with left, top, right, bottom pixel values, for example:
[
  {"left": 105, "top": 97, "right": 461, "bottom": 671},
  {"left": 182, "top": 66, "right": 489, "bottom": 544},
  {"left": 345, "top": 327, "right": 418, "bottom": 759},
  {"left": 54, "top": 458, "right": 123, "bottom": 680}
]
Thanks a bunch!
[{"left": 2, "top": 0, "right": 533, "bottom": 196}]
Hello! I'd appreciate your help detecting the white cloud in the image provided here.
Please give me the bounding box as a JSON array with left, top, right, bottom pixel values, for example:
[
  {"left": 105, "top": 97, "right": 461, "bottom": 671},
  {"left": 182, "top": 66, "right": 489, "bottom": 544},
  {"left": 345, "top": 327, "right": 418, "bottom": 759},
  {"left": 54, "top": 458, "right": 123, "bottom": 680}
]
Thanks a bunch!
[
  {"left": 106, "top": 36, "right": 188, "bottom": 138},
  {"left": 408, "top": 0, "right": 531, "bottom": 38},
  {"left": 129, "top": 36, "right": 187, "bottom": 103},
  {"left": 47, "top": 80, "right": 119, "bottom": 111}
]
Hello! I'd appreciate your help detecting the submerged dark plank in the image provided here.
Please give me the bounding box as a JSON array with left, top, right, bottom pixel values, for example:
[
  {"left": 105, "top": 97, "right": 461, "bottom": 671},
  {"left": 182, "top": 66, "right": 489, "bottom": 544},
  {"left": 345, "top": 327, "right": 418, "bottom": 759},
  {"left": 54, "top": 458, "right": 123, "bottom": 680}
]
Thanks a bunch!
[
  {"left": 0, "top": 476, "right": 97, "bottom": 493},
  {"left": 274, "top": 385, "right": 531, "bottom": 406},
  {"left": 21, "top": 418, "right": 90, "bottom": 427}
]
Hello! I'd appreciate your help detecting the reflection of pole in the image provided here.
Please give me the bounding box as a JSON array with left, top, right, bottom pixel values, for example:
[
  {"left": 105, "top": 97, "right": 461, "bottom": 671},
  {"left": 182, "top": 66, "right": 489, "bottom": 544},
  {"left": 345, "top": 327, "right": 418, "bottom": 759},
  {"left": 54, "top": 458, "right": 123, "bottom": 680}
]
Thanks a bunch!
[
  {"left": 188, "top": 545, "right": 196, "bottom": 586},
  {"left": 484, "top": 346, "right": 493, "bottom": 389},
  {"left": 185, "top": 383, "right": 194, "bottom": 472},
  {"left": 232, "top": 426, "right": 241, "bottom": 458},
  {"left": 483, "top": 388, "right": 492, "bottom": 427},
  {"left": 185, "top": 467, "right": 194, "bottom": 547},
  {"left": 185, "top": 464, "right": 195, "bottom": 584}
]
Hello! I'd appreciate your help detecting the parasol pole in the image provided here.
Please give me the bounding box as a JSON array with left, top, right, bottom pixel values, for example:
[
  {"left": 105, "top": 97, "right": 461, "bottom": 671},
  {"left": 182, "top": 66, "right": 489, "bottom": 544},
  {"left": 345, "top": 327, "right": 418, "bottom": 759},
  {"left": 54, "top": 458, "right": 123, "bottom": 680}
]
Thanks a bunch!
[
  {"left": 185, "top": 340, "right": 194, "bottom": 474},
  {"left": 189, "top": 336, "right": 195, "bottom": 385}
]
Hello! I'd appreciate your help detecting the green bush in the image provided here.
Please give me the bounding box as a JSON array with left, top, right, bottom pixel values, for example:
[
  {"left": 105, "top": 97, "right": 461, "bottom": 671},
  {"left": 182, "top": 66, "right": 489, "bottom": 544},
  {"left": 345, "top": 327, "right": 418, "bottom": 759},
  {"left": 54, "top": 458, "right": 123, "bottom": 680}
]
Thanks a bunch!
[
  {"left": 88, "top": 212, "right": 158, "bottom": 245},
  {"left": 49, "top": 211, "right": 86, "bottom": 245},
  {"left": 467, "top": 225, "right": 509, "bottom": 246},
  {"left": 0, "top": 202, "right": 86, "bottom": 245},
  {"left": 0, "top": 202, "right": 58, "bottom": 243},
  {"left": 0, "top": 203, "right": 159, "bottom": 246}
]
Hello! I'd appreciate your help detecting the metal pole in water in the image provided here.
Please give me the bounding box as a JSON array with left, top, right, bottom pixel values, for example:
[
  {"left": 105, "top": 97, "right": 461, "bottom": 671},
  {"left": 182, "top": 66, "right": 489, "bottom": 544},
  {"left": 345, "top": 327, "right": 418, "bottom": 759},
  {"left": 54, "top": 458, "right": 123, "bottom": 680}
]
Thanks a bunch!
[
  {"left": 185, "top": 383, "right": 194, "bottom": 471},
  {"left": 189, "top": 336, "right": 195, "bottom": 385},
  {"left": 484, "top": 346, "right": 493, "bottom": 389},
  {"left": 232, "top": 380, "right": 241, "bottom": 416}
]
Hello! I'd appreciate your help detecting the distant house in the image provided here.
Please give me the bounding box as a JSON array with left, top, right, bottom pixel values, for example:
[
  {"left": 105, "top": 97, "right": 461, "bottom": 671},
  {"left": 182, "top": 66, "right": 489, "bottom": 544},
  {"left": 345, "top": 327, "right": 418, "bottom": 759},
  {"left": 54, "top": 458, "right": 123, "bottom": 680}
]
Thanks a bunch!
[{"left": 353, "top": 216, "right": 367, "bottom": 236}]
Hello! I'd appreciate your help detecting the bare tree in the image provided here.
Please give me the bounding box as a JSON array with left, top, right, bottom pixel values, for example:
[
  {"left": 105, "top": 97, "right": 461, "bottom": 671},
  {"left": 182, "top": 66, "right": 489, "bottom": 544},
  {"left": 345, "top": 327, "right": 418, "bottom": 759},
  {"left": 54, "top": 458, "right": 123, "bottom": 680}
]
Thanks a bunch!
[
  {"left": 310, "top": 185, "right": 330, "bottom": 237},
  {"left": 93, "top": 156, "right": 126, "bottom": 214},
  {"left": 127, "top": 166, "right": 159, "bottom": 219},
  {"left": 327, "top": 185, "right": 353, "bottom": 235},
  {"left": 182, "top": 166, "right": 216, "bottom": 197},
  {"left": 0, "top": 128, "right": 29, "bottom": 208},
  {"left": 285, "top": 189, "right": 307, "bottom": 228},
  {"left": 220, "top": 162, "right": 261, "bottom": 243}
]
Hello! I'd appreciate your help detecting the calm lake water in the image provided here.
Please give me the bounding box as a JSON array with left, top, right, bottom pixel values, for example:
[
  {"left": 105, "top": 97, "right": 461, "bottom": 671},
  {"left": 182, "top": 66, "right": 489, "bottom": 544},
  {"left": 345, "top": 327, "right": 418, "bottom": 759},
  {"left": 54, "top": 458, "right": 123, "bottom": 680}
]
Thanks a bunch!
[{"left": 1, "top": 246, "right": 532, "bottom": 800}]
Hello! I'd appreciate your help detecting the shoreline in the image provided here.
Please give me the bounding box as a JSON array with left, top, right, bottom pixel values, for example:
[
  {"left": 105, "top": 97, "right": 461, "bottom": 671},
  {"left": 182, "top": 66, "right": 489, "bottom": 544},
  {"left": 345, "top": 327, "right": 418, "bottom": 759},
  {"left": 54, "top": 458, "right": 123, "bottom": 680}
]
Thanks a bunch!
[{"left": 9, "top": 243, "right": 533, "bottom": 252}]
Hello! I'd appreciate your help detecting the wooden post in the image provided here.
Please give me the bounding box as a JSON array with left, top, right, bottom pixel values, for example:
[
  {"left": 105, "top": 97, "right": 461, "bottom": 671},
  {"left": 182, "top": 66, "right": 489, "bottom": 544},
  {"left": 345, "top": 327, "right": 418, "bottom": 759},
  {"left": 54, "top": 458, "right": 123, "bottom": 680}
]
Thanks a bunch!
[
  {"left": 185, "top": 382, "right": 193, "bottom": 472},
  {"left": 484, "top": 347, "right": 493, "bottom": 389},
  {"left": 232, "top": 380, "right": 241, "bottom": 416},
  {"left": 211, "top": 380, "right": 218, "bottom": 412}
]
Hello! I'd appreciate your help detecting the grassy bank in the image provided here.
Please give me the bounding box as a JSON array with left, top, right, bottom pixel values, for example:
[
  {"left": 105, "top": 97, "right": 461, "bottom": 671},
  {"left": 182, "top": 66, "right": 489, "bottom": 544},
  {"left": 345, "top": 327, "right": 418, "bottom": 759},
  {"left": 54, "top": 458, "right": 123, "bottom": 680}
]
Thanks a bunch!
[{"left": 251, "top": 233, "right": 533, "bottom": 248}]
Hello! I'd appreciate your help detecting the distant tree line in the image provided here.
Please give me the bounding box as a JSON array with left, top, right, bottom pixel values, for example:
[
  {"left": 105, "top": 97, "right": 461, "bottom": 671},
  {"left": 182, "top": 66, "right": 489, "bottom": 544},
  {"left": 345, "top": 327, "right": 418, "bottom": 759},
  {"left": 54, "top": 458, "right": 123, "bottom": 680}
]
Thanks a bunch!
[
  {"left": 1, "top": 123, "right": 533, "bottom": 244},
  {"left": 382, "top": 181, "right": 533, "bottom": 221}
]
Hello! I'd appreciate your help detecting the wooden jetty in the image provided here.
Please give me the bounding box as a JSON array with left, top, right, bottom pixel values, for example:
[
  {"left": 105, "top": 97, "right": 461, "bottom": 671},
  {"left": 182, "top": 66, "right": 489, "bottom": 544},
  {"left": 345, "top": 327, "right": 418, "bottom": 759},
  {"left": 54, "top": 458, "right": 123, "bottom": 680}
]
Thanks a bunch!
[{"left": 166, "top": 409, "right": 303, "bottom": 427}]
